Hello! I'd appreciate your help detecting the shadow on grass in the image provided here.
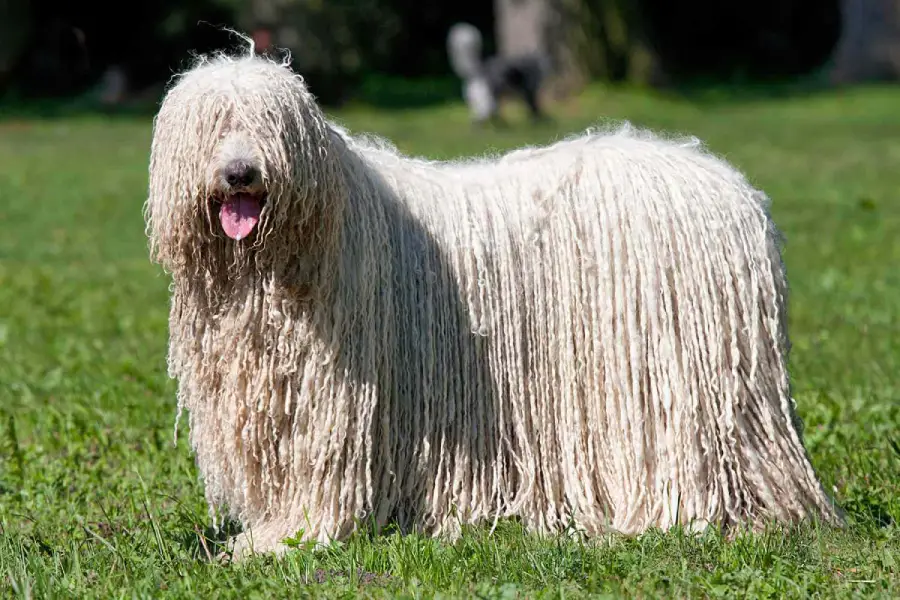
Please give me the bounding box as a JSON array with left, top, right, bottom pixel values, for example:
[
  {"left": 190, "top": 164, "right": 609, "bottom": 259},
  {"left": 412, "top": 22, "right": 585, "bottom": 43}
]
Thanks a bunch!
[
  {"left": 351, "top": 74, "right": 461, "bottom": 109},
  {"left": 650, "top": 70, "right": 844, "bottom": 107},
  {"left": 0, "top": 95, "right": 161, "bottom": 122},
  {"left": 4, "top": 69, "right": 889, "bottom": 124},
  {"left": 0, "top": 74, "right": 464, "bottom": 122}
]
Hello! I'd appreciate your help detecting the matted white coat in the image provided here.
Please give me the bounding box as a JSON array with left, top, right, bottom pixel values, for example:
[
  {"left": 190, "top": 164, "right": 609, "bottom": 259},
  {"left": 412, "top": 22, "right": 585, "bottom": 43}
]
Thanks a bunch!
[{"left": 145, "top": 49, "right": 840, "bottom": 557}]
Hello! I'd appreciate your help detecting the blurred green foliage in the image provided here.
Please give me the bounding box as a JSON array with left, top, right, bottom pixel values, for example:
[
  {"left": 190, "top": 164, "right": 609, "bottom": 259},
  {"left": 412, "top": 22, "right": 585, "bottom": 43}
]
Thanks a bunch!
[{"left": 0, "top": 0, "right": 845, "bottom": 106}]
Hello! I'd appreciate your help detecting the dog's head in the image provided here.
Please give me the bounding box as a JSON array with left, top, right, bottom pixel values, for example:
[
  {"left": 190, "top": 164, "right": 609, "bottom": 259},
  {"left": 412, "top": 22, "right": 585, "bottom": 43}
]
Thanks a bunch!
[{"left": 146, "top": 50, "right": 344, "bottom": 281}]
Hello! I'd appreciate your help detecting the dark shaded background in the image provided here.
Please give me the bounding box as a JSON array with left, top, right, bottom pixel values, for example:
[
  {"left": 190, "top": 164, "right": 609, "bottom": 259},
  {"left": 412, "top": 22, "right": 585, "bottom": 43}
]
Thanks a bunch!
[{"left": 0, "top": 0, "right": 855, "bottom": 107}]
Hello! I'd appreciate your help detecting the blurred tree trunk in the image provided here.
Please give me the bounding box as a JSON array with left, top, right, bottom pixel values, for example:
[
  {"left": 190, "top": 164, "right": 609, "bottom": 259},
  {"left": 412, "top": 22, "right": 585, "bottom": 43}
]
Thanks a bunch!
[
  {"left": 494, "top": 0, "right": 663, "bottom": 96},
  {"left": 0, "top": 0, "right": 32, "bottom": 89},
  {"left": 829, "top": 0, "right": 900, "bottom": 83},
  {"left": 495, "top": 0, "right": 546, "bottom": 59},
  {"left": 494, "top": 0, "right": 574, "bottom": 96}
]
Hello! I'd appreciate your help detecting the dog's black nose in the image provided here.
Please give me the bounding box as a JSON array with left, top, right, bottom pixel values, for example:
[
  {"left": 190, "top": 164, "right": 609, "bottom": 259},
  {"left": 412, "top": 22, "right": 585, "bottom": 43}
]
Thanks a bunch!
[{"left": 224, "top": 162, "right": 258, "bottom": 188}]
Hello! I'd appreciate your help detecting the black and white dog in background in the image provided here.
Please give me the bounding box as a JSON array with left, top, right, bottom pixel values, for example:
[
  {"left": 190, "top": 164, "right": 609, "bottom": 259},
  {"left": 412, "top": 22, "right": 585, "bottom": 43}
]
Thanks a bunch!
[{"left": 447, "top": 23, "right": 550, "bottom": 126}]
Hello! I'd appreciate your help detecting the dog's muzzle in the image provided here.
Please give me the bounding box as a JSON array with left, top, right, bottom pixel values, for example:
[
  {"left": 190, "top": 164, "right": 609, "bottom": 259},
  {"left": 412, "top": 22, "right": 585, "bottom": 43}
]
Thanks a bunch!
[{"left": 216, "top": 160, "right": 267, "bottom": 241}]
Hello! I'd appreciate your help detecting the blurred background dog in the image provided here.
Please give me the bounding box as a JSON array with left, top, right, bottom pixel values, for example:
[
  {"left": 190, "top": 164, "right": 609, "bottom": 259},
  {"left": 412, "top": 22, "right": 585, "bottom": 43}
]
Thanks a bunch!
[{"left": 447, "top": 22, "right": 549, "bottom": 126}]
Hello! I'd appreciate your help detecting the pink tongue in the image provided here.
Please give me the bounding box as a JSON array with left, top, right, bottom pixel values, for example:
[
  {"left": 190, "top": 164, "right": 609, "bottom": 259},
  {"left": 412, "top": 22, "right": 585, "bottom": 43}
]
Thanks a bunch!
[{"left": 219, "top": 194, "right": 261, "bottom": 240}]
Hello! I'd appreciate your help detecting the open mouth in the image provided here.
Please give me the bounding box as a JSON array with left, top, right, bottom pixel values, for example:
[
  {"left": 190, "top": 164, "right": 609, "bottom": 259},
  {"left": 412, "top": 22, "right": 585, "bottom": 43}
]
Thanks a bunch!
[{"left": 217, "top": 193, "right": 266, "bottom": 240}]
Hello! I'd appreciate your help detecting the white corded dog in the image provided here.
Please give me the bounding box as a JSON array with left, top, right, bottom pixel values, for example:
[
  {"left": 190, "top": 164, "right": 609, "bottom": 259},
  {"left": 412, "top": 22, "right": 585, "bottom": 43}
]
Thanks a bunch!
[{"left": 145, "top": 44, "right": 840, "bottom": 558}]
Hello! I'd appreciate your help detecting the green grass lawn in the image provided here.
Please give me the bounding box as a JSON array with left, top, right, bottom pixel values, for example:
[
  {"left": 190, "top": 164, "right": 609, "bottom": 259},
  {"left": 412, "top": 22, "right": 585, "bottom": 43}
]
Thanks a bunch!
[{"left": 1, "top": 83, "right": 899, "bottom": 598}]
